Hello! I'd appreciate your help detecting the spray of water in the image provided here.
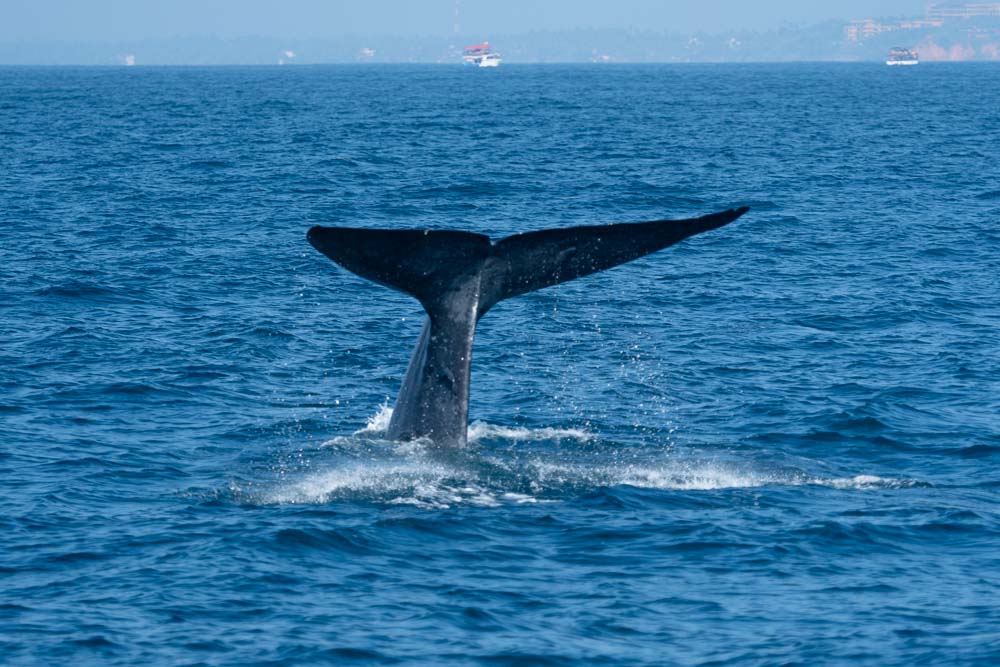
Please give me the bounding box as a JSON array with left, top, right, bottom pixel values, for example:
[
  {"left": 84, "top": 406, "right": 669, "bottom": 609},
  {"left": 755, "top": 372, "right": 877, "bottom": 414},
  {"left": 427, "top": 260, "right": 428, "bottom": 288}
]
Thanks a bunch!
[{"left": 239, "top": 405, "right": 925, "bottom": 508}]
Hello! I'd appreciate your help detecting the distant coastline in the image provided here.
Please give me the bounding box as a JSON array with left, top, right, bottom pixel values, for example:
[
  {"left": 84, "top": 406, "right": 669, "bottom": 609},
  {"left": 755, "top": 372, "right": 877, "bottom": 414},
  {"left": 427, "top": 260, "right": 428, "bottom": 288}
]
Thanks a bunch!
[
  {"left": 3, "top": 61, "right": 996, "bottom": 68},
  {"left": 3, "top": 5, "right": 999, "bottom": 66}
]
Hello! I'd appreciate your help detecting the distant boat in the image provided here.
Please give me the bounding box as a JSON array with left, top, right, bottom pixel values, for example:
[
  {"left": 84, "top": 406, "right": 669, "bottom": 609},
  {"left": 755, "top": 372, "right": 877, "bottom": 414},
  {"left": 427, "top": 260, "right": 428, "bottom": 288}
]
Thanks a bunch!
[
  {"left": 886, "top": 47, "right": 919, "bottom": 66},
  {"left": 463, "top": 42, "right": 502, "bottom": 67}
]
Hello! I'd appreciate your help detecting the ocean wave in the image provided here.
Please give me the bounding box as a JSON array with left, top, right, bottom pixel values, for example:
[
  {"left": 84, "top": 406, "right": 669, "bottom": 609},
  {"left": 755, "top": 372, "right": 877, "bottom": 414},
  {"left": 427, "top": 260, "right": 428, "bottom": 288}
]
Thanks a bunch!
[{"left": 33, "top": 281, "right": 142, "bottom": 303}]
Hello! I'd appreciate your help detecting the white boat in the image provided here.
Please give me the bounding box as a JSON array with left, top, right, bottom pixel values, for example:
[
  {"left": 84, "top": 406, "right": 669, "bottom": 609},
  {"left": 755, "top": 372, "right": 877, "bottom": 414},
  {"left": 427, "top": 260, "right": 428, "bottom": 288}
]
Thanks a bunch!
[
  {"left": 463, "top": 42, "right": 502, "bottom": 67},
  {"left": 886, "top": 47, "right": 919, "bottom": 66},
  {"left": 477, "top": 53, "right": 501, "bottom": 67}
]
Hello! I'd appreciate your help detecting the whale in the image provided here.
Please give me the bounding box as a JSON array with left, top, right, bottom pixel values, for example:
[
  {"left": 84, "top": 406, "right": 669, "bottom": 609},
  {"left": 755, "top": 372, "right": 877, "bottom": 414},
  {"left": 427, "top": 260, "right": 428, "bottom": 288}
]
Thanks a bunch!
[{"left": 308, "top": 206, "right": 748, "bottom": 447}]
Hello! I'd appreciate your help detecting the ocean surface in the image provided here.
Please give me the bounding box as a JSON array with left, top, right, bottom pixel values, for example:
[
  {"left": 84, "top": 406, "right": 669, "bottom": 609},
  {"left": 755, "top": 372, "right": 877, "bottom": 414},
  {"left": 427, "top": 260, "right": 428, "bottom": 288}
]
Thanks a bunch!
[{"left": 2, "top": 63, "right": 999, "bottom": 665}]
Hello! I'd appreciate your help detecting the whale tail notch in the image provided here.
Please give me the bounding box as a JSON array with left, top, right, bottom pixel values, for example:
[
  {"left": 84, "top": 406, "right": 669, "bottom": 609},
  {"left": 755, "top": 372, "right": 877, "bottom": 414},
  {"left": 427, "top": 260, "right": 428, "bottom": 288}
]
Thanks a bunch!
[{"left": 308, "top": 207, "right": 748, "bottom": 315}]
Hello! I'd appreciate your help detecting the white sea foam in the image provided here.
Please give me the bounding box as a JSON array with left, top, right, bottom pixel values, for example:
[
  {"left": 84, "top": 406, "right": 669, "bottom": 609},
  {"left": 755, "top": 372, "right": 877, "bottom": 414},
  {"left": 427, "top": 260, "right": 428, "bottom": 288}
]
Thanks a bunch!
[
  {"left": 323, "top": 406, "right": 592, "bottom": 448},
  {"left": 351, "top": 403, "right": 592, "bottom": 443},
  {"left": 468, "top": 421, "right": 593, "bottom": 443},
  {"left": 259, "top": 458, "right": 783, "bottom": 508},
  {"left": 267, "top": 470, "right": 508, "bottom": 509},
  {"left": 259, "top": 405, "right": 923, "bottom": 507},
  {"left": 525, "top": 459, "right": 781, "bottom": 491},
  {"left": 357, "top": 401, "right": 394, "bottom": 434},
  {"left": 263, "top": 459, "right": 454, "bottom": 505},
  {"left": 257, "top": 458, "right": 922, "bottom": 508},
  {"left": 614, "top": 463, "right": 780, "bottom": 490},
  {"left": 815, "top": 474, "right": 923, "bottom": 490},
  {"left": 319, "top": 403, "right": 396, "bottom": 447}
]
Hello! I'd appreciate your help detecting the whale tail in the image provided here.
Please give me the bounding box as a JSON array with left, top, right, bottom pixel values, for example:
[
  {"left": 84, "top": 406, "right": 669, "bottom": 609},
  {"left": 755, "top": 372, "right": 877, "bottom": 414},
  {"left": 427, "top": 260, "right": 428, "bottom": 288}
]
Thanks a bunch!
[
  {"left": 306, "top": 206, "right": 748, "bottom": 316},
  {"left": 307, "top": 207, "right": 749, "bottom": 446}
]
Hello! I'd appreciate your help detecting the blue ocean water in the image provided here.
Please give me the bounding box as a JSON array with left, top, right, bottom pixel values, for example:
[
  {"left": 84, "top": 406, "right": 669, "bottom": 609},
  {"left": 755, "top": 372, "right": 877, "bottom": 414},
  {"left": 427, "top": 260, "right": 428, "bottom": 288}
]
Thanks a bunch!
[{"left": 2, "top": 63, "right": 999, "bottom": 665}]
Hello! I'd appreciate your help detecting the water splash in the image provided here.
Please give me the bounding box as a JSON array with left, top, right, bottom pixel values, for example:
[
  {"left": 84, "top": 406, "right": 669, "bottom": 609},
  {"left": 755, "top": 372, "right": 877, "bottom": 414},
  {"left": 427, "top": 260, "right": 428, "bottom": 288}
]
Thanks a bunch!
[
  {"left": 816, "top": 475, "right": 928, "bottom": 490},
  {"left": 468, "top": 421, "right": 593, "bottom": 443},
  {"left": 247, "top": 409, "right": 925, "bottom": 508},
  {"left": 261, "top": 460, "right": 464, "bottom": 507},
  {"left": 357, "top": 401, "right": 394, "bottom": 434}
]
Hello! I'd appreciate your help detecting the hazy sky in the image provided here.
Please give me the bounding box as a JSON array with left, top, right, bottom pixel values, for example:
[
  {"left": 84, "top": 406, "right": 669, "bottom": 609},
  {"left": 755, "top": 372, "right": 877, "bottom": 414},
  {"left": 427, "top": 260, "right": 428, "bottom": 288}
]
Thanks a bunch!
[{"left": 5, "top": 1, "right": 928, "bottom": 42}]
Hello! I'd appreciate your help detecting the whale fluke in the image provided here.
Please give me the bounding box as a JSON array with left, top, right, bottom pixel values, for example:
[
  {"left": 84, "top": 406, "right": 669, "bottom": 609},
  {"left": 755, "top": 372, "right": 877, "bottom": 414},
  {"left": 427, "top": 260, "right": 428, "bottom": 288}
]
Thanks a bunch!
[
  {"left": 480, "top": 207, "right": 747, "bottom": 311},
  {"left": 305, "top": 227, "right": 492, "bottom": 314},
  {"left": 308, "top": 206, "right": 748, "bottom": 447}
]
